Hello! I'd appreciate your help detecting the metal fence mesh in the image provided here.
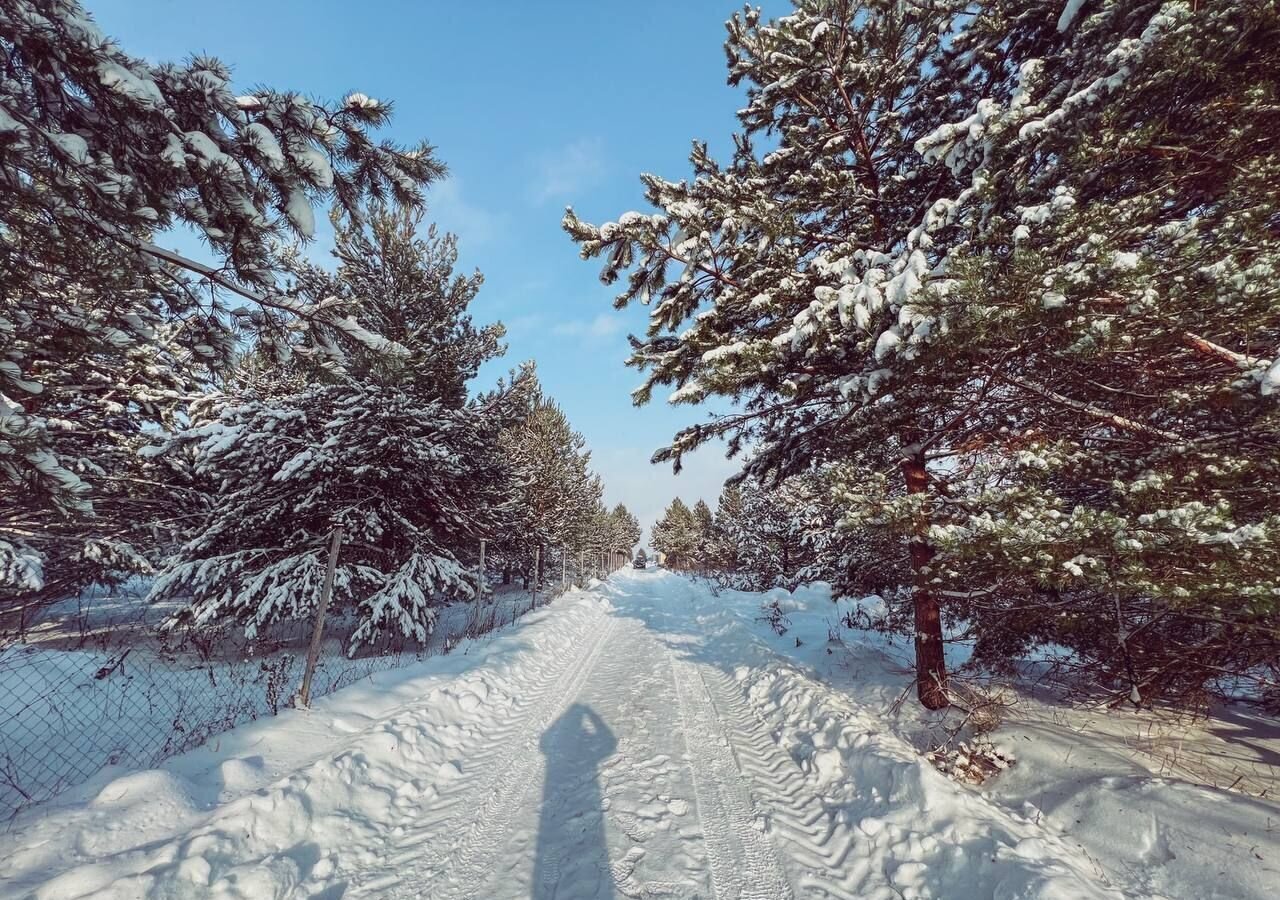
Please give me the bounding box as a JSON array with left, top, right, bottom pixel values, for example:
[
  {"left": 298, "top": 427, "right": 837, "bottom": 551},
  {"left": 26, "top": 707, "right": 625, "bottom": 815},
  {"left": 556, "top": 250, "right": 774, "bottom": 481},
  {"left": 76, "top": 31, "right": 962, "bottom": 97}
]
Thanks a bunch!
[{"left": 1, "top": 551, "right": 623, "bottom": 818}]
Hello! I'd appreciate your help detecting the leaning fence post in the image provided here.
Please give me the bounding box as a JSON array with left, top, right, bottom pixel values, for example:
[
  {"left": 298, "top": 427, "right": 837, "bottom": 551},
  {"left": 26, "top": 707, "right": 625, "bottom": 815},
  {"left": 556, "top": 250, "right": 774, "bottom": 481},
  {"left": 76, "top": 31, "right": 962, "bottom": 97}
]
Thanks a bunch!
[
  {"left": 477, "top": 539, "right": 487, "bottom": 601},
  {"left": 299, "top": 525, "right": 343, "bottom": 708},
  {"left": 533, "top": 547, "right": 540, "bottom": 606}
]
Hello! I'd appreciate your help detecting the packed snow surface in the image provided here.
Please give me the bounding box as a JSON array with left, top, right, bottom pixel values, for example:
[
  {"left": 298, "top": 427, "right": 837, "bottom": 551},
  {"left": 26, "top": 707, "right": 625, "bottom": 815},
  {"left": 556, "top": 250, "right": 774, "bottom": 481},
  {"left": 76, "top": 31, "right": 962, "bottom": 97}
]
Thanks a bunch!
[{"left": 2, "top": 570, "right": 1276, "bottom": 898}]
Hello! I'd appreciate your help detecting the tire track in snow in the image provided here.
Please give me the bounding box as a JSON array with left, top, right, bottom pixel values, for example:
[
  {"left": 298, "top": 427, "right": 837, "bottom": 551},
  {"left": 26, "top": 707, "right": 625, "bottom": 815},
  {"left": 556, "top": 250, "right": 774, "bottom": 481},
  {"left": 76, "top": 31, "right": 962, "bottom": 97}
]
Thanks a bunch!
[
  {"left": 342, "top": 600, "right": 612, "bottom": 896},
  {"left": 660, "top": 570, "right": 1122, "bottom": 900},
  {"left": 521, "top": 616, "right": 705, "bottom": 899},
  {"left": 698, "top": 666, "right": 865, "bottom": 899},
  {"left": 389, "top": 613, "right": 621, "bottom": 899},
  {"left": 670, "top": 651, "right": 794, "bottom": 900}
]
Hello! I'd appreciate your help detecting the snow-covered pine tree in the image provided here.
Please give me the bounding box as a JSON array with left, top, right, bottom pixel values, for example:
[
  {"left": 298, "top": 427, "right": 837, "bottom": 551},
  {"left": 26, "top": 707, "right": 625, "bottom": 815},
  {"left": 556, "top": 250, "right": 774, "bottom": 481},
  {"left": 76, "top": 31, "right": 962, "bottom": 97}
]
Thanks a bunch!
[
  {"left": 571, "top": 501, "right": 642, "bottom": 574},
  {"left": 492, "top": 388, "right": 604, "bottom": 585},
  {"left": 570, "top": 0, "right": 1279, "bottom": 706},
  {"left": 691, "top": 499, "right": 715, "bottom": 568},
  {"left": 879, "top": 0, "right": 1280, "bottom": 703},
  {"left": 565, "top": 0, "right": 971, "bottom": 706},
  {"left": 709, "top": 483, "right": 745, "bottom": 574},
  {"left": 582, "top": 503, "right": 617, "bottom": 559},
  {"left": 1, "top": 0, "right": 442, "bottom": 603},
  {"left": 149, "top": 194, "right": 523, "bottom": 642},
  {"left": 612, "top": 503, "right": 642, "bottom": 552},
  {"left": 651, "top": 498, "right": 700, "bottom": 570},
  {"left": 150, "top": 381, "right": 503, "bottom": 645},
  {"left": 0, "top": 254, "right": 200, "bottom": 621},
  {"left": 284, "top": 205, "right": 506, "bottom": 408},
  {"left": 708, "top": 474, "right": 831, "bottom": 591}
]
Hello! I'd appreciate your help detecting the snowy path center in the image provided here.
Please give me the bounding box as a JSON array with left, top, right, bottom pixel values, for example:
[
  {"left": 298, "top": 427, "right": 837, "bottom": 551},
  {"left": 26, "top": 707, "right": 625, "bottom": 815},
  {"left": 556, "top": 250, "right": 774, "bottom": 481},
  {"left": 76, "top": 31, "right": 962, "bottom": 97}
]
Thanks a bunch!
[
  {"left": 353, "top": 571, "right": 1119, "bottom": 899},
  {"left": 380, "top": 582, "right": 791, "bottom": 899}
]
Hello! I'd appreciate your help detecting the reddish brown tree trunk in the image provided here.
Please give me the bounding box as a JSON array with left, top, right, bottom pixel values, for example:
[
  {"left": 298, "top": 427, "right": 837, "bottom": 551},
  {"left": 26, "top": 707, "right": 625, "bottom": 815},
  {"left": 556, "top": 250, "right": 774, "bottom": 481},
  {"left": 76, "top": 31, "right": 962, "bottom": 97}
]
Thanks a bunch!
[{"left": 901, "top": 449, "right": 949, "bottom": 710}]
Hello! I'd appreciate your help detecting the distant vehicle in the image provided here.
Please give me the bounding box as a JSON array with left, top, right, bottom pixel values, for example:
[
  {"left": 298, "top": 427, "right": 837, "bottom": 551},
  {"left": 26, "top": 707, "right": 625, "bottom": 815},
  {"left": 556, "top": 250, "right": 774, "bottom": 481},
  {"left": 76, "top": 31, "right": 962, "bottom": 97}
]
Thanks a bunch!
[{"left": 633, "top": 549, "right": 648, "bottom": 569}]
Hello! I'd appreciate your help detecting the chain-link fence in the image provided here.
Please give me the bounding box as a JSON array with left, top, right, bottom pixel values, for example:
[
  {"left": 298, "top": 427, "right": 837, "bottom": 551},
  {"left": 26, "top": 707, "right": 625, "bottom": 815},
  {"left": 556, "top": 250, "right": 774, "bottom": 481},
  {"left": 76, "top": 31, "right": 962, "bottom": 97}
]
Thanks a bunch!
[{"left": 0, "top": 545, "right": 631, "bottom": 819}]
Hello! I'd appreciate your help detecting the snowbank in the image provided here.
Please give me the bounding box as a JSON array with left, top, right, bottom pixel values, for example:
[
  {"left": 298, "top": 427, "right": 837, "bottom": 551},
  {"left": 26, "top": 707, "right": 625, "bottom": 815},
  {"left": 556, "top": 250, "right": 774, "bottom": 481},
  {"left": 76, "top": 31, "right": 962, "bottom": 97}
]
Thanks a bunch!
[
  {"left": 0, "top": 588, "right": 595, "bottom": 897},
  {"left": 693, "top": 577, "right": 1280, "bottom": 900}
]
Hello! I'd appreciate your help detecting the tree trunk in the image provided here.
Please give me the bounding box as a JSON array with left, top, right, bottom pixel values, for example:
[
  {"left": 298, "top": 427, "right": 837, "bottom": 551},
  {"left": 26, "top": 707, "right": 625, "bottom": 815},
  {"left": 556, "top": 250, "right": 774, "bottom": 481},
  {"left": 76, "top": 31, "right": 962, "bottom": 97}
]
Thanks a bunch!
[
  {"left": 901, "top": 448, "right": 949, "bottom": 710},
  {"left": 502, "top": 567, "right": 512, "bottom": 585}
]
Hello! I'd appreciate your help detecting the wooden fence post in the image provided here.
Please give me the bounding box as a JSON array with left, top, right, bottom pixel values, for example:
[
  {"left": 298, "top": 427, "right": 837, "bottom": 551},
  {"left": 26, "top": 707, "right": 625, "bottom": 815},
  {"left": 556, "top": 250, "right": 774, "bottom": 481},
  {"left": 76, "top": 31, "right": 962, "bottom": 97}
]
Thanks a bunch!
[
  {"left": 579, "top": 550, "right": 585, "bottom": 585},
  {"left": 561, "top": 548, "right": 567, "bottom": 588},
  {"left": 299, "top": 525, "right": 343, "bottom": 708},
  {"left": 477, "top": 539, "right": 486, "bottom": 601},
  {"left": 533, "top": 547, "right": 540, "bottom": 606}
]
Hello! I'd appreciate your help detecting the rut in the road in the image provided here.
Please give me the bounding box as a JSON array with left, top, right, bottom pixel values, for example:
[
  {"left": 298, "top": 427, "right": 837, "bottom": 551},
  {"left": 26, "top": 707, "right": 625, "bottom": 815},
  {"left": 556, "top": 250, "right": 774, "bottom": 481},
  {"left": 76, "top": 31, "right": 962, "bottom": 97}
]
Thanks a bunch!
[{"left": 671, "top": 653, "right": 793, "bottom": 899}]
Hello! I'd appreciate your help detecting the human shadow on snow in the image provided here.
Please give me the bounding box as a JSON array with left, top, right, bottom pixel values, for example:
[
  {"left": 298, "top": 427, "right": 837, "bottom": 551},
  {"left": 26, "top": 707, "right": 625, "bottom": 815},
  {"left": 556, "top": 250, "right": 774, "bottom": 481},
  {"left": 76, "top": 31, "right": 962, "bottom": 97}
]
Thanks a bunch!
[{"left": 534, "top": 703, "right": 617, "bottom": 899}]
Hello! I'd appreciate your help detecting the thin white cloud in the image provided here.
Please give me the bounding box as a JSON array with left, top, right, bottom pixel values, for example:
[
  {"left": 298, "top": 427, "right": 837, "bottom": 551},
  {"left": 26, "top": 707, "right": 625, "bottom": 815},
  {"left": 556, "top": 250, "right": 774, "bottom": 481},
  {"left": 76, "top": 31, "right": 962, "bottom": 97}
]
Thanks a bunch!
[
  {"left": 530, "top": 137, "right": 608, "bottom": 204},
  {"left": 502, "top": 312, "right": 546, "bottom": 335},
  {"left": 552, "top": 312, "right": 624, "bottom": 339},
  {"left": 426, "top": 178, "right": 506, "bottom": 247}
]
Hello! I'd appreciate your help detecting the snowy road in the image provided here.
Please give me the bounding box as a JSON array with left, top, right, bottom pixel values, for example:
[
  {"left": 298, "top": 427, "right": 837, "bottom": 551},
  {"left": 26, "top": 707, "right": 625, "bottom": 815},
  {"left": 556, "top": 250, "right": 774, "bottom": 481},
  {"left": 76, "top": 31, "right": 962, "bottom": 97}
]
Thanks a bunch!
[
  {"left": 340, "top": 570, "right": 1117, "bottom": 900},
  {"left": 370, "top": 578, "right": 792, "bottom": 899},
  {"left": 4, "top": 570, "right": 1129, "bottom": 899}
]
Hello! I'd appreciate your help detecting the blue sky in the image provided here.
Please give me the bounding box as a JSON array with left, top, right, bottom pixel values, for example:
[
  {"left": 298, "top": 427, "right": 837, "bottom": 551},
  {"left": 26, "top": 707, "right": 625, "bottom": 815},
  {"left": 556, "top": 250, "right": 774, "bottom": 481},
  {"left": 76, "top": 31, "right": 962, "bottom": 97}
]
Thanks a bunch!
[{"left": 92, "top": 0, "right": 790, "bottom": 540}]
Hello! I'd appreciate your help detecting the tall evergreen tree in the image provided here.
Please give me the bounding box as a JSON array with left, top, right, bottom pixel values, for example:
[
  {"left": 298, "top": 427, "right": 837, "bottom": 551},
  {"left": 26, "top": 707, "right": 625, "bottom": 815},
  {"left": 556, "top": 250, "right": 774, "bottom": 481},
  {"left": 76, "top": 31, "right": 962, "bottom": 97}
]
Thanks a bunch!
[
  {"left": 150, "top": 202, "right": 516, "bottom": 642},
  {"left": 692, "top": 499, "right": 715, "bottom": 565},
  {"left": 566, "top": 0, "right": 968, "bottom": 705},
  {"left": 709, "top": 483, "right": 745, "bottom": 573},
  {"left": 493, "top": 387, "right": 604, "bottom": 584},
  {"left": 150, "top": 382, "right": 503, "bottom": 645},
  {"left": 567, "top": 0, "right": 1280, "bottom": 706},
  {"left": 710, "top": 475, "right": 833, "bottom": 590},
  {"left": 285, "top": 205, "right": 506, "bottom": 407},
  {"left": 651, "top": 498, "right": 700, "bottom": 569},
  {"left": 609, "top": 503, "right": 643, "bottom": 553},
  {"left": 1, "top": 0, "right": 442, "bottom": 608},
  {"left": 888, "top": 0, "right": 1280, "bottom": 701}
]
